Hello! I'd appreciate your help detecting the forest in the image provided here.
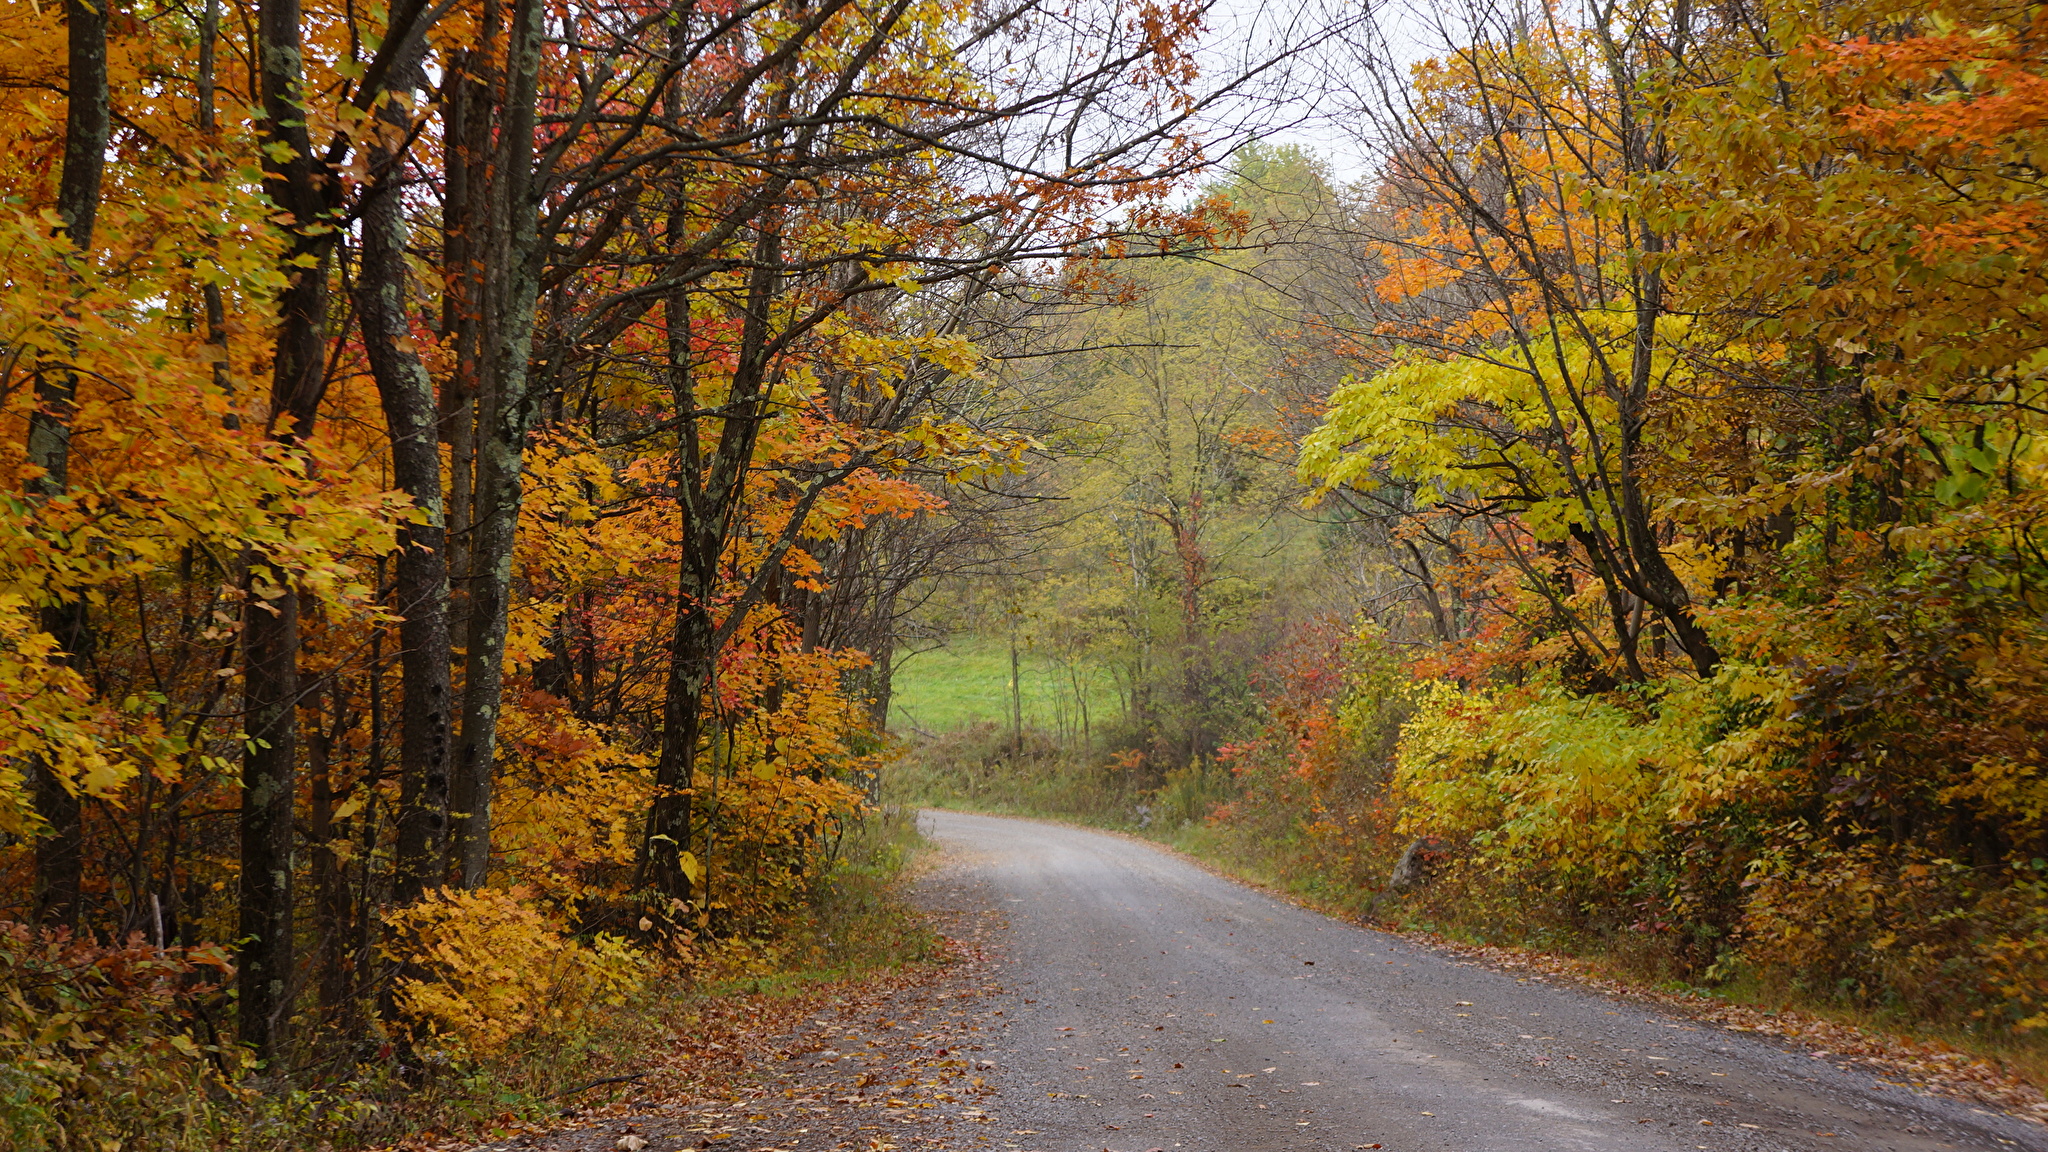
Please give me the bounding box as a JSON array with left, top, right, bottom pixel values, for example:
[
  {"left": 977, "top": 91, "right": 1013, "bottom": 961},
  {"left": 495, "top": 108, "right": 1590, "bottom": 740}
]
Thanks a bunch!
[
  {"left": 893, "top": 0, "right": 2048, "bottom": 1087},
  {"left": 0, "top": 0, "right": 2043, "bottom": 1144}
]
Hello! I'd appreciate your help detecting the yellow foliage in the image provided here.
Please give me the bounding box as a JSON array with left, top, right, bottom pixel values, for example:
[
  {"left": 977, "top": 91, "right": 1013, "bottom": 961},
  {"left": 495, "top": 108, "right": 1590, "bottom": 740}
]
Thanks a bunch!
[
  {"left": 1943, "top": 757, "right": 2048, "bottom": 840},
  {"left": 1741, "top": 836, "right": 2048, "bottom": 1031},
  {"left": 489, "top": 697, "right": 652, "bottom": 904},
  {"left": 384, "top": 888, "right": 647, "bottom": 1059},
  {"left": 1395, "top": 679, "right": 1668, "bottom": 881},
  {"left": 694, "top": 622, "right": 877, "bottom": 927},
  {"left": 0, "top": 593, "right": 126, "bottom": 834}
]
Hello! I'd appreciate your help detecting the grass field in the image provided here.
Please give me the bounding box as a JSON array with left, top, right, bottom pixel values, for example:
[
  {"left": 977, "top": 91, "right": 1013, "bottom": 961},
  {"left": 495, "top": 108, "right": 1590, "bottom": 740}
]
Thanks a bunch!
[{"left": 888, "top": 635, "right": 1121, "bottom": 734}]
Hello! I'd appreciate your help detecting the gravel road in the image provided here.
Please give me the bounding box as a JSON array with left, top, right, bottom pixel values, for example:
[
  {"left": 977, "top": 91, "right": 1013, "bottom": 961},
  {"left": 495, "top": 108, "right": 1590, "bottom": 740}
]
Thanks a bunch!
[{"left": 919, "top": 809, "right": 2047, "bottom": 1152}]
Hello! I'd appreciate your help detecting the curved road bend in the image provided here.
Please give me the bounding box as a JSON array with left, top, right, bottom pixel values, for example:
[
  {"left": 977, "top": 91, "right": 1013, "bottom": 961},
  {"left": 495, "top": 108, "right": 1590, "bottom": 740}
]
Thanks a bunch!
[{"left": 918, "top": 810, "right": 2046, "bottom": 1152}]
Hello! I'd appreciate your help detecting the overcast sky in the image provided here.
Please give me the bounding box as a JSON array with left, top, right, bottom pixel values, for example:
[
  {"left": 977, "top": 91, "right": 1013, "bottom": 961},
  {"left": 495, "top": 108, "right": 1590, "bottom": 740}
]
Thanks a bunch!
[{"left": 1195, "top": 0, "right": 1445, "bottom": 187}]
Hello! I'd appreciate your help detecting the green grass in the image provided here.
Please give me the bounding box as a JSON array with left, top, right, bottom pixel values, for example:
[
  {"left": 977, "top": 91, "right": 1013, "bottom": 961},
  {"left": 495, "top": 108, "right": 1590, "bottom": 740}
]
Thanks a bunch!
[{"left": 889, "top": 635, "right": 1121, "bottom": 734}]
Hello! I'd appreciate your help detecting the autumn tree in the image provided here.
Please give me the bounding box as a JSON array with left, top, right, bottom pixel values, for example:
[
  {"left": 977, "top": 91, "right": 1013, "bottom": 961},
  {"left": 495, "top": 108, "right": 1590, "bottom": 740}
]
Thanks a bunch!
[
  {"left": 471, "top": 0, "right": 1328, "bottom": 902},
  {"left": 25, "top": 0, "right": 111, "bottom": 932},
  {"left": 1279, "top": 0, "right": 2048, "bottom": 1024}
]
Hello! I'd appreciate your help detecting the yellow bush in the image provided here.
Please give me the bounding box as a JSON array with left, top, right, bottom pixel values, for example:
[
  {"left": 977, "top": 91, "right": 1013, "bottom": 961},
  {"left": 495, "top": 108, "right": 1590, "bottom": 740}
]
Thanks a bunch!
[
  {"left": 1391, "top": 664, "right": 2048, "bottom": 1030},
  {"left": 1741, "top": 835, "right": 2048, "bottom": 1029},
  {"left": 384, "top": 888, "right": 647, "bottom": 1060},
  {"left": 1394, "top": 679, "right": 1668, "bottom": 883}
]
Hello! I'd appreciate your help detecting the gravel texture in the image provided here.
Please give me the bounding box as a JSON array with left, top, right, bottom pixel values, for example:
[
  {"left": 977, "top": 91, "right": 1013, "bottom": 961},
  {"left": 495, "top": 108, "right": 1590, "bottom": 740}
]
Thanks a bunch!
[
  {"left": 925, "top": 810, "right": 2048, "bottom": 1152},
  {"left": 462, "top": 810, "right": 2046, "bottom": 1152}
]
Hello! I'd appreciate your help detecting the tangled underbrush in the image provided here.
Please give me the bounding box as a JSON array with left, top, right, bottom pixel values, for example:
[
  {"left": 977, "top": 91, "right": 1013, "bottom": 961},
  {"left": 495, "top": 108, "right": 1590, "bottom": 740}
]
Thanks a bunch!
[
  {"left": 1379, "top": 576, "right": 2048, "bottom": 1043},
  {"left": 0, "top": 925, "right": 247, "bottom": 1151},
  {"left": 1741, "top": 841, "right": 2048, "bottom": 1032}
]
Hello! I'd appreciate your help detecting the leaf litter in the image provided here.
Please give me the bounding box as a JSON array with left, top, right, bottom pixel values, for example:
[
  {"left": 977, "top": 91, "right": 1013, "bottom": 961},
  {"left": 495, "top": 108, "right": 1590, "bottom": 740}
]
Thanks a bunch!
[{"left": 438, "top": 904, "right": 1011, "bottom": 1152}]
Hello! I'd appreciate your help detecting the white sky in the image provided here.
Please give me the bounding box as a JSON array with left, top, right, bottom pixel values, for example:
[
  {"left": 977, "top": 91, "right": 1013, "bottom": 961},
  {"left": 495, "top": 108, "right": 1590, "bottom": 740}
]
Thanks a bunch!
[{"left": 1198, "top": 0, "right": 1443, "bottom": 187}]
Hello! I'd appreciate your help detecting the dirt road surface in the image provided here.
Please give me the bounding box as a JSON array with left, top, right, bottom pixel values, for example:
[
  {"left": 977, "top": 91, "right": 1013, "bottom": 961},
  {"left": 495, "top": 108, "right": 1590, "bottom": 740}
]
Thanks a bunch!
[{"left": 918, "top": 810, "right": 2048, "bottom": 1152}]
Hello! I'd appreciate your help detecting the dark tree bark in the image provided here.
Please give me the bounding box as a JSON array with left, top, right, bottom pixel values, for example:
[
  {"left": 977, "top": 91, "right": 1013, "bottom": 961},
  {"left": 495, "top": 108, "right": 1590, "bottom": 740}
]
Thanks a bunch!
[
  {"left": 638, "top": 227, "right": 788, "bottom": 901},
  {"left": 240, "top": 0, "right": 441, "bottom": 1060},
  {"left": 638, "top": 171, "right": 708, "bottom": 905},
  {"left": 198, "top": 0, "right": 233, "bottom": 412},
  {"left": 306, "top": 681, "right": 353, "bottom": 1022},
  {"left": 241, "top": 0, "right": 348, "bottom": 1062},
  {"left": 48, "top": 0, "right": 106, "bottom": 251},
  {"left": 440, "top": 31, "right": 490, "bottom": 672},
  {"left": 237, "top": 570, "right": 301, "bottom": 1062},
  {"left": 357, "top": 68, "right": 454, "bottom": 904},
  {"left": 1617, "top": 250, "right": 1719, "bottom": 676},
  {"left": 27, "top": 0, "right": 111, "bottom": 931},
  {"left": 450, "top": 0, "right": 546, "bottom": 888}
]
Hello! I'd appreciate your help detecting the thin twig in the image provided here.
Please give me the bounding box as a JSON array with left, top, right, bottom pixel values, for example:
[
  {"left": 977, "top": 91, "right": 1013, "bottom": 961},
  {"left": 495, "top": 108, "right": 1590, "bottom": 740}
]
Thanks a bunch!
[{"left": 553, "top": 1072, "right": 650, "bottom": 1098}]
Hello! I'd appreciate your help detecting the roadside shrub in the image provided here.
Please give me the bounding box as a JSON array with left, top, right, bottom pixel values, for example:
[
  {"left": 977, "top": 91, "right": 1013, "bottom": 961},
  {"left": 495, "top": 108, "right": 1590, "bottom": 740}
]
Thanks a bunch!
[
  {"left": 384, "top": 887, "right": 648, "bottom": 1061},
  {"left": 1395, "top": 678, "right": 1669, "bottom": 890},
  {"left": 1151, "top": 758, "right": 1236, "bottom": 830},
  {"left": 1741, "top": 836, "right": 2048, "bottom": 1030},
  {"left": 1189, "top": 618, "right": 1411, "bottom": 905},
  {"left": 888, "top": 722, "right": 1149, "bottom": 823},
  {"left": 1385, "top": 632, "right": 2048, "bottom": 1038},
  {"left": 0, "top": 924, "right": 246, "bottom": 1151}
]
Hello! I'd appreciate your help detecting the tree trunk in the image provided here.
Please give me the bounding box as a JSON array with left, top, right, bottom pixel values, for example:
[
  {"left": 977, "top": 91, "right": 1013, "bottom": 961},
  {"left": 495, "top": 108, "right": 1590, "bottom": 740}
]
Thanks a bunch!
[
  {"left": 27, "top": 0, "right": 111, "bottom": 933},
  {"left": 238, "top": 569, "right": 301, "bottom": 1063},
  {"left": 50, "top": 0, "right": 106, "bottom": 250},
  {"left": 306, "top": 685, "right": 351, "bottom": 1023},
  {"left": 357, "top": 70, "right": 454, "bottom": 905},
  {"left": 197, "top": 0, "right": 234, "bottom": 417},
  {"left": 241, "top": 0, "right": 346, "bottom": 1062},
  {"left": 1402, "top": 540, "right": 1454, "bottom": 642},
  {"left": 1009, "top": 621, "right": 1023, "bottom": 749},
  {"left": 640, "top": 606, "right": 714, "bottom": 902},
  {"left": 450, "top": 0, "right": 545, "bottom": 888},
  {"left": 239, "top": 264, "right": 330, "bottom": 1061},
  {"left": 867, "top": 627, "right": 894, "bottom": 733},
  {"left": 1618, "top": 252, "right": 1720, "bottom": 676},
  {"left": 636, "top": 218, "right": 786, "bottom": 902},
  {"left": 637, "top": 176, "right": 707, "bottom": 903},
  {"left": 440, "top": 40, "right": 488, "bottom": 669}
]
